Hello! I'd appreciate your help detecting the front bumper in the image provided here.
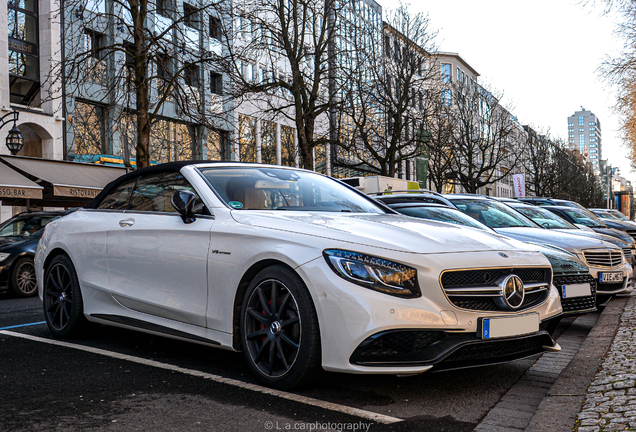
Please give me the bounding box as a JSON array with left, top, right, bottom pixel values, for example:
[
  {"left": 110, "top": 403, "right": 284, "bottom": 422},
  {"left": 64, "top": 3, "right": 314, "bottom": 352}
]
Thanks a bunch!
[
  {"left": 298, "top": 249, "right": 562, "bottom": 374},
  {"left": 586, "top": 262, "right": 631, "bottom": 295},
  {"left": 553, "top": 273, "right": 597, "bottom": 315},
  {"left": 350, "top": 315, "right": 561, "bottom": 370}
]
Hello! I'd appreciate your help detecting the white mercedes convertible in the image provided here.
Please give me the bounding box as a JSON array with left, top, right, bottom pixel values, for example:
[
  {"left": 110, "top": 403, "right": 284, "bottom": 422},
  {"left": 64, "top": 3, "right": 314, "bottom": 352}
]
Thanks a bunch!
[{"left": 36, "top": 162, "right": 562, "bottom": 389}]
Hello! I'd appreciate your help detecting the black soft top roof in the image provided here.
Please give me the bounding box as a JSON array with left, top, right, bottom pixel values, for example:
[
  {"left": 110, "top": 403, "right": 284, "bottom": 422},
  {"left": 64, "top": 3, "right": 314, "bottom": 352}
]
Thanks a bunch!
[{"left": 84, "top": 160, "right": 209, "bottom": 209}]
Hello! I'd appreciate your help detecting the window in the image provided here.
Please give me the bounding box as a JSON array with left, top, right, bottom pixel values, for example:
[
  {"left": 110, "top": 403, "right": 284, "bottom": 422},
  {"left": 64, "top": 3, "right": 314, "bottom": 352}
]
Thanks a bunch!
[
  {"left": 440, "top": 64, "right": 451, "bottom": 83},
  {"left": 569, "top": 134, "right": 574, "bottom": 138},
  {"left": 85, "top": 0, "right": 105, "bottom": 13},
  {"left": 578, "top": 116, "right": 584, "bottom": 126},
  {"left": 589, "top": 127, "right": 596, "bottom": 131},
  {"left": 210, "top": 72, "right": 222, "bottom": 95},
  {"left": 590, "top": 132, "right": 596, "bottom": 137},
  {"left": 579, "top": 128, "right": 584, "bottom": 132},
  {"left": 157, "top": 0, "right": 171, "bottom": 18},
  {"left": 184, "top": 64, "right": 199, "bottom": 87},
  {"left": 579, "top": 135, "right": 584, "bottom": 146},
  {"left": 183, "top": 3, "right": 198, "bottom": 29},
  {"left": 590, "top": 149, "right": 597, "bottom": 153},
  {"left": 209, "top": 16, "right": 221, "bottom": 40},
  {"left": 129, "top": 172, "right": 206, "bottom": 214},
  {"left": 8, "top": 0, "right": 40, "bottom": 105},
  {"left": 590, "top": 155, "right": 597, "bottom": 159},
  {"left": 442, "top": 89, "right": 451, "bottom": 106},
  {"left": 589, "top": 122, "right": 596, "bottom": 126},
  {"left": 568, "top": 123, "right": 574, "bottom": 127},
  {"left": 590, "top": 144, "right": 597, "bottom": 148},
  {"left": 73, "top": 100, "right": 105, "bottom": 156},
  {"left": 590, "top": 138, "right": 597, "bottom": 142},
  {"left": 97, "top": 178, "right": 138, "bottom": 210}
]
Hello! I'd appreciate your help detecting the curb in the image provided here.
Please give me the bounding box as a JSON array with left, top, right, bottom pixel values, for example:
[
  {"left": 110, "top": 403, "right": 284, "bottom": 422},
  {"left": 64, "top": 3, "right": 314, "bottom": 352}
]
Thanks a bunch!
[{"left": 524, "top": 296, "right": 630, "bottom": 432}]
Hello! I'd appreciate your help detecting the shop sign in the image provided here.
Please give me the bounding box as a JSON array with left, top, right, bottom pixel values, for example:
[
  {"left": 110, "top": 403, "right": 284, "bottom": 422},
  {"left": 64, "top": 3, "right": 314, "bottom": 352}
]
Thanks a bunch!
[
  {"left": 9, "top": 37, "right": 38, "bottom": 56},
  {"left": 0, "top": 186, "right": 42, "bottom": 199},
  {"left": 54, "top": 186, "right": 101, "bottom": 199}
]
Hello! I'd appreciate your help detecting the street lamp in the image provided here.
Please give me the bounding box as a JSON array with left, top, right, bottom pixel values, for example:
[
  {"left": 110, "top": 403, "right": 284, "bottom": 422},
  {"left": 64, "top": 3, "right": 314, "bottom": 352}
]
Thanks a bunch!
[{"left": 1, "top": 111, "right": 23, "bottom": 155}]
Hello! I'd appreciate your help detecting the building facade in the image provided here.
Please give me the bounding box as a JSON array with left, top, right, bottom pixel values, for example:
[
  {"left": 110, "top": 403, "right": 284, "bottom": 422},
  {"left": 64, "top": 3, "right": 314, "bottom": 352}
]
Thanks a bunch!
[
  {"left": 568, "top": 107, "right": 601, "bottom": 174},
  {"left": 1, "top": 0, "right": 64, "bottom": 220}
]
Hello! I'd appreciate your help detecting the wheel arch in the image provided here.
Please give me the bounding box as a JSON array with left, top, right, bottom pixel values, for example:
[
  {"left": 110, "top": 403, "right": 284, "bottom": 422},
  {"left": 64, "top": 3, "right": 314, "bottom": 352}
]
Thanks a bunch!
[
  {"left": 42, "top": 247, "right": 72, "bottom": 275},
  {"left": 231, "top": 259, "right": 303, "bottom": 350}
]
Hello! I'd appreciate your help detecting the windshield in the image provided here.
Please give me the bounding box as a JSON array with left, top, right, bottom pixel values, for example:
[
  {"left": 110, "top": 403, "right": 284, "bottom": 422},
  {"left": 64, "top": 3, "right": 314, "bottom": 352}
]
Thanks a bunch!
[
  {"left": 607, "top": 210, "right": 630, "bottom": 221},
  {"left": 394, "top": 206, "right": 491, "bottom": 231},
  {"left": 558, "top": 208, "right": 607, "bottom": 228},
  {"left": 596, "top": 212, "right": 621, "bottom": 221},
  {"left": 0, "top": 215, "right": 60, "bottom": 238},
  {"left": 450, "top": 199, "right": 537, "bottom": 228},
  {"left": 512, "top": 206, "right": 577, "bottom": 229},
  {"left": 199, "top": 166, "right": 386, "bottom": 213}
]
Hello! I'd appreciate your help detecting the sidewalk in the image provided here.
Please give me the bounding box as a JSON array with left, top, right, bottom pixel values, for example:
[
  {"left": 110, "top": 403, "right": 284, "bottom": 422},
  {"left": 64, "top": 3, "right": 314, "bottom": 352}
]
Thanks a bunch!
[
  {"left": 573, "top": 294, "right": 636, "bottom": 432},
  {"left": 472, "top": 294, "right": 633, "bottom": 432}
]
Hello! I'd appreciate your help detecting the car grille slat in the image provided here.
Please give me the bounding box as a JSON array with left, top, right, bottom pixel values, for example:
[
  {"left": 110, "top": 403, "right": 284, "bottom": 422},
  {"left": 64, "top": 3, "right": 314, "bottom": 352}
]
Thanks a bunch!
[
  {"left": 583, "top": 250, "right": 624, "bottom": 268},
  {"left": 626, "top": 230, "right": 636, "bottom": 241},
  {"left": 440, "top": 268, "right": 550, "bottom": 312}
]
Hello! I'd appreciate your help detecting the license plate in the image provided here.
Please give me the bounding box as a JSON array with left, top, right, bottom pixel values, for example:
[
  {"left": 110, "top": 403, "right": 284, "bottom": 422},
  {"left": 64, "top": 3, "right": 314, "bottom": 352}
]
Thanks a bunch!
[
  {"left": 600, "top": 272, "right": 624, "bottom": 283},
  {"left": 480, "top": 313, "right": 539, "bottom": 340},
  {"left": 561, "top": 283, "right": 592, "bottom": 298}
]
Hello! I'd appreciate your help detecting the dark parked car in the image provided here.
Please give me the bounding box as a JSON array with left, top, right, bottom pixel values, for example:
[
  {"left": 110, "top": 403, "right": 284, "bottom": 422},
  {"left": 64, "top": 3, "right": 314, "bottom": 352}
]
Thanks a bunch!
[
  {"left": 520, "top": 198, "right": 636, "bottom": 241},
  {"left": 0, "top": 211, "right": 63, "bottom": 297},
  {"left": 541, "top": 206, "right": 636, "bottom": 246}
]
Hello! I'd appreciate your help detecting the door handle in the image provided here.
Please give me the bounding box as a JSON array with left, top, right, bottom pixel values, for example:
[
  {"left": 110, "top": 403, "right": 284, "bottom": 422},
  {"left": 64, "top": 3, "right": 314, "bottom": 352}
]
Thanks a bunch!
[{"left": 119, "top": 219, "right": 135, "bottom": 227}]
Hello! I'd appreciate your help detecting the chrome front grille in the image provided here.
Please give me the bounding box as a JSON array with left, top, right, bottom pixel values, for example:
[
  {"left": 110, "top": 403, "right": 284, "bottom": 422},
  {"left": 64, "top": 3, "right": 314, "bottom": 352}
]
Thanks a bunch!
[
  {"left": 440, "top": 267, "right": 551, "bottom": 312},
  {"left": 623, "top": 248, "right": 633, "bottom": 261},
  {"left": 583, "top": 250, "right": 624, "bottom": 268}
]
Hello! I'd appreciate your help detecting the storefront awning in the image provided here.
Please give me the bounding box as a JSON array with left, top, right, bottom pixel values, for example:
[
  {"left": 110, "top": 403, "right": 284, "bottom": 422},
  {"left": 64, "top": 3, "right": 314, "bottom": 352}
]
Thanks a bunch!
[
  {"left": 0, "top": 155, "right": 127, "bottom": 207},
  {"left": 0, "top": 161, "right": 43, "bottom": 200}
]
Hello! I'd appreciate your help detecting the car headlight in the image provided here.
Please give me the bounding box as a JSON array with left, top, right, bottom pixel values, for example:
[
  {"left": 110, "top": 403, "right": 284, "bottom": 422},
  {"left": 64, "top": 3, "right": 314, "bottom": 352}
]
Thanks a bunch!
[
  {"left": 323, "top": 249, "right": 421, "bottom": 298},
  {"left": 0, "top": 252, "right": 11, "bottom": 262}
]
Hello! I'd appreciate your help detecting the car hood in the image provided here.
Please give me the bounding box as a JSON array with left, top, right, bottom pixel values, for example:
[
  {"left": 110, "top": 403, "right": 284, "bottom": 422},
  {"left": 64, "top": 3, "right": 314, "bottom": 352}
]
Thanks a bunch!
[
  {"left": 589, "top": 228, "right": 635, "bottom": 244},
  {"left": 0, "top": 236, "right": 35, "bottom": 251},
  {"left": 231, "top": 212, "right": 537, "bottom": 254},
  {"left": 602, "top": 219, "right": 636, "bottom": 230},
  {"left": 494, "top": 227, "right": 618, "bottom": 254},
  {"left": 553, "top": 229, "right": 631, "bottom": 248}
]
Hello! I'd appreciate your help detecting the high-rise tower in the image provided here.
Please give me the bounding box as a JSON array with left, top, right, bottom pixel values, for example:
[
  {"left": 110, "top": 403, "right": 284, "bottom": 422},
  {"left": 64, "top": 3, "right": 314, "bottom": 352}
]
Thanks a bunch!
[{"left": 567, "top": 107, "right": 601, "bottom": 174}]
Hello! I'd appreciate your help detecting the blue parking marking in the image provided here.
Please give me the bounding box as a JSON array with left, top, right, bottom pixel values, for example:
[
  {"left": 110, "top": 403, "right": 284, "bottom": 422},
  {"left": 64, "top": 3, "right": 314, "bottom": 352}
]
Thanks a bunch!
[
  {"left": 0, "top": 321, "right": 46, "bottom": 330},
  {"left": 482, "top": 319, "right": 490, "bottom": 339}
]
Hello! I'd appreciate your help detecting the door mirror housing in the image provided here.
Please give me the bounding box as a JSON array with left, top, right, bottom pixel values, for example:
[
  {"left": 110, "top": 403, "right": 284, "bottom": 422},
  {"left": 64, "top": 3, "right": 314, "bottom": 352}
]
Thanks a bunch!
[{"left": 172, "top": 190, "right": 197, "bottom": 224}]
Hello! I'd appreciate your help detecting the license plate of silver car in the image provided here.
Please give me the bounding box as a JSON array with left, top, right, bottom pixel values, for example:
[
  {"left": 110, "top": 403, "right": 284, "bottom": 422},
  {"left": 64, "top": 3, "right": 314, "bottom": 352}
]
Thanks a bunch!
[
  {"left": 480, "top": 313, "right": 539, "bottom": 340},
  {"left": 561, "top": 283, "right": 592, "bottom": 298},
  {"left": 600, "top": 272, "right": 624, "bottom": 283}
]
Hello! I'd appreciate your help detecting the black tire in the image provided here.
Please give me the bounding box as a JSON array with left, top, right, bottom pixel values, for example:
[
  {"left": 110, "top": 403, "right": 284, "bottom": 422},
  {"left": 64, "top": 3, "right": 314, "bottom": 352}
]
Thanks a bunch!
[
  {"left": 42, "top": 254, "right": 91, "bottom": 338},
  {"left": 10, "top": 257, "right": 38, "bottom": 297},
  {"left": 240, "top": 265, "right": 322, "bottom": 390}
]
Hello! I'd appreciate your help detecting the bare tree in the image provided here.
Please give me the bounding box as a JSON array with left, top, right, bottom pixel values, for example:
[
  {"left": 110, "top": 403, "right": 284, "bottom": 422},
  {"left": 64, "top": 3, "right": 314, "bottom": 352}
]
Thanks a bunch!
[
  {"left": 446, "top": 82, "right": 522, "bottom": 193},
  {"left": 334, "top": 2, "right": 438, "bottom": 177},
  {"left": 217, "top": 0, "right": 344, "bottom": 170},
  {"left": 44, "top": 0, "right": 230, "bottom": 168}
]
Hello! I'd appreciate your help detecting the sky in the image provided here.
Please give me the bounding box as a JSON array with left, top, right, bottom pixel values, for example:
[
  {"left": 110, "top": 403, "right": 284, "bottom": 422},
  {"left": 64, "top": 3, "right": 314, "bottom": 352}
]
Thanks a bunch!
[{"left": 377, "top": 0, "right": 634, "bottom": 183}]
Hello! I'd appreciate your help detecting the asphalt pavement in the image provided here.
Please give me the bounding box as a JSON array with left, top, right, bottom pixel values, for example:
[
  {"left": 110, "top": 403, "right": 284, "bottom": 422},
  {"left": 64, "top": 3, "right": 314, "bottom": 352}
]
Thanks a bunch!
[{"left": 2, "top": 292, "right": 634, "bottom": 432}]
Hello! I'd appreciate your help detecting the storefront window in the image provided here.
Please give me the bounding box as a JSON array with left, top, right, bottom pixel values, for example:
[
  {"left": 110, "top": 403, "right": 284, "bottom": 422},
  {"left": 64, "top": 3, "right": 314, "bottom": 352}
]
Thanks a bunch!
[
  {"left": 73, "top": 101, "right": 105, "bottom": 155},
  {"left": 8, "top": 0, "right": 40, "bottom": 105},
  {"left": 239, "top": 114, "right": 256, "bottom": 162},
  {"left": 207, "top": 129, "right": 230, "bottom": 161},
  {"left": 261, "top": 120, "right": 276, "bottom": 164},
  {"left": 281, "top": 126, "right": 295, "bottom": 166}
]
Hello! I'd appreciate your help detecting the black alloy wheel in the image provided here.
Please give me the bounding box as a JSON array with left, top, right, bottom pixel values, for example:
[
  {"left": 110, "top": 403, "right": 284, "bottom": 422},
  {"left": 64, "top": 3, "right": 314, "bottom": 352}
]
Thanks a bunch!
[
  {"left": 43, "top": 255, "right": 91, "bottom": 338},
  {"left": 11, "top": 258, "right": 37, "bottom": 297},
  {"left": 241, "top": 266, "right": 321, "bottom": 390}
]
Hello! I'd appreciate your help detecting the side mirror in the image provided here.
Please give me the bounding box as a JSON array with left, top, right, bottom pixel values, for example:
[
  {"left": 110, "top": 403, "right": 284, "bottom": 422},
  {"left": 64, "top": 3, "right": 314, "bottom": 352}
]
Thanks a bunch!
[{"left": 171, "top": 190, "right": 197, "bottom": 224}]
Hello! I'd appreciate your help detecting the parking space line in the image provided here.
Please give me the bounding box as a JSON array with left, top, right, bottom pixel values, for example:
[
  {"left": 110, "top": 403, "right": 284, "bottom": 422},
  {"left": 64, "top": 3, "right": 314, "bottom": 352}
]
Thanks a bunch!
[
  {"left": 0, "top": 329, "right": 402, "bottom": 424},
  {"left": 0, "top": 321, "right": 46, "bottom": 330}
]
